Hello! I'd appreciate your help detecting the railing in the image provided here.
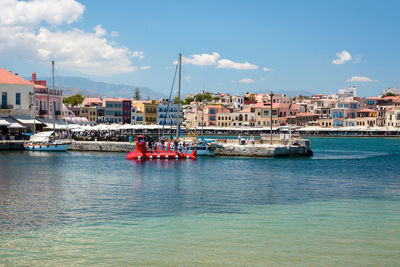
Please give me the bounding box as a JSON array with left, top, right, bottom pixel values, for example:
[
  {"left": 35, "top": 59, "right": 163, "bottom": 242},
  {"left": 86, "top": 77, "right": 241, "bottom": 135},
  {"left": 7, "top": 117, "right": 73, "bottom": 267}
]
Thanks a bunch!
[{"left": 0, "top": 104, "right": 13, "bottom": 109}]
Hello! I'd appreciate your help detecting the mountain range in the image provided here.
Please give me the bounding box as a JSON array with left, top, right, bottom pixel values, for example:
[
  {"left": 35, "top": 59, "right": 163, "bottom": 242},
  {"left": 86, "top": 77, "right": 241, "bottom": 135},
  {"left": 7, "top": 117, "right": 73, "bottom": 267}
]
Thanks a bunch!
[{"left": 27, "top": 76, "right": 166, "bottom": 99}]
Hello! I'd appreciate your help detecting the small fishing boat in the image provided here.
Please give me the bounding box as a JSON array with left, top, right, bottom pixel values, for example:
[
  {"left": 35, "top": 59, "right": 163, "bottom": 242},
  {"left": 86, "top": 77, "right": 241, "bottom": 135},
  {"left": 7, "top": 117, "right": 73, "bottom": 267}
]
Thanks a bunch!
[
  {"left": 24, "top": 61, "right": 71, "bottom": 152},
  {"left": 24, "top": 131, "right": 71, "bottom": 151},
  {"left": 126, "top": 135, "right": 196, "bottom": 160},
  {"left": 182, "top": 137, "right": 217, "bottom": 156}
]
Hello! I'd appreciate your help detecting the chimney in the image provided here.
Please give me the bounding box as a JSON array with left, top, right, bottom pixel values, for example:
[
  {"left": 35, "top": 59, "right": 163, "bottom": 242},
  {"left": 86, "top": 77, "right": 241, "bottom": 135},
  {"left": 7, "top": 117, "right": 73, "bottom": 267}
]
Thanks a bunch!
[{"left": 32, "top": 72, "right": 37, "bottom": 84}]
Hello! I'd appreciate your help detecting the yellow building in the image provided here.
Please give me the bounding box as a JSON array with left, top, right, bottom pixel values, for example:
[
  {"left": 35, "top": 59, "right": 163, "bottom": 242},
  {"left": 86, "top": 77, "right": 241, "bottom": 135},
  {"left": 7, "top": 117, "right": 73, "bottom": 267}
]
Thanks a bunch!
[
  {"left": 80, "top": 106, "right": 97, "bottom": 123},
  {"left": 131, "top": 100, "right": 157, "bottom": 124}
]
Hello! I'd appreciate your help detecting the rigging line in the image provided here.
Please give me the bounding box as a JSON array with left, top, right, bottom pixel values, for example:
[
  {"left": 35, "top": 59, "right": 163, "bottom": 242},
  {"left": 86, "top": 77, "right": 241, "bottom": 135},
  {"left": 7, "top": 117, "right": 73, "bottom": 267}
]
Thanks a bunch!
[{"left": 160, "top": 58, "right": 179, "bottom": 137}]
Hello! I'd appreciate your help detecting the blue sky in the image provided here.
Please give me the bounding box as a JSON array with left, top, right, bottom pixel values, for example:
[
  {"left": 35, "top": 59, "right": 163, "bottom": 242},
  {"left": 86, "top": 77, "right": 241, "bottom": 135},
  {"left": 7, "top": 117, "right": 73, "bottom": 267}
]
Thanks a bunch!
[{"left": 0, "top": 0, "right": 399, "bottom": 96}]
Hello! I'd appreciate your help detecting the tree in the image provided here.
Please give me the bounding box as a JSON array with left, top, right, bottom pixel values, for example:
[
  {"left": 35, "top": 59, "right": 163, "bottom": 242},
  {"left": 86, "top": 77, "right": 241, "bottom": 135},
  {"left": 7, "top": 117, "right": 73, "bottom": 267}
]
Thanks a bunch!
[
  {"left": 134, "top": 87, "right": 141, "bottom": 100},
  {"left": 63, "top": 94, "right": 84, "bottom": 106},
  {"left": 384, "top": 92, "right": 397, "bottom": 97}
]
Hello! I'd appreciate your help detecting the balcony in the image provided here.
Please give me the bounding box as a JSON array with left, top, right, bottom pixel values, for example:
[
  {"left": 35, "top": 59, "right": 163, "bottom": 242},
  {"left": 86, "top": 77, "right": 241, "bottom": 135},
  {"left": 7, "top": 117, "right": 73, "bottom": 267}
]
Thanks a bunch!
[
  {"left": 55, "top": 110, "right": 61, "bottom": 115},
  {"left": 0, "top": 104, "right": 13, "bottom": 109},
  {"left": 39, "top": 110, "right": 47, "bottom": 115}
]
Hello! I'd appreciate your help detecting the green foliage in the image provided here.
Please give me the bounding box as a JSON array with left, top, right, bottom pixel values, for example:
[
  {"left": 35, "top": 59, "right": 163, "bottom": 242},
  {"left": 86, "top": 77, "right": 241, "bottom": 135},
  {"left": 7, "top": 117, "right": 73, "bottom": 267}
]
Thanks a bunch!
[
  {"left": 134, "top": 87, "right": 141, "bottom": 100},
  {"left": 63, "top": 94, "right": 84, "bottom": 106},
  {"left": 383, "top": 92, "right": 397, "bottom": 97}
]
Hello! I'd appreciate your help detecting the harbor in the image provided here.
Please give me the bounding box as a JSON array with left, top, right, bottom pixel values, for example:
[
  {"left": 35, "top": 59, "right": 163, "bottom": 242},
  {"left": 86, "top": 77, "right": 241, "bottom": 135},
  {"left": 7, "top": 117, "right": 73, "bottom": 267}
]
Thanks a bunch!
[{"left": 1, "top": 137, "right": 400, "bottom": 266}]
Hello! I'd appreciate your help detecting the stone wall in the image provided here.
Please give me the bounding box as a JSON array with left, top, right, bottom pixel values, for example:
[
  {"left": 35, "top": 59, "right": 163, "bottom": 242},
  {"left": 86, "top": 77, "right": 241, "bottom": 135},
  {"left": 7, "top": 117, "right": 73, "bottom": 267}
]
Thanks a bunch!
[{"left": 68, "top": 141, "right": 135, "bottom": 152}]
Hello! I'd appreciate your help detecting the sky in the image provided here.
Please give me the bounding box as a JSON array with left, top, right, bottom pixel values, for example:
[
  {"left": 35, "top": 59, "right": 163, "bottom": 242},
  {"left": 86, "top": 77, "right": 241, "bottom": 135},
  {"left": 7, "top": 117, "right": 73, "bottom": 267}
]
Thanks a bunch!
[{"left": 0, "top": 0, "right": 399, "bottom": 97}]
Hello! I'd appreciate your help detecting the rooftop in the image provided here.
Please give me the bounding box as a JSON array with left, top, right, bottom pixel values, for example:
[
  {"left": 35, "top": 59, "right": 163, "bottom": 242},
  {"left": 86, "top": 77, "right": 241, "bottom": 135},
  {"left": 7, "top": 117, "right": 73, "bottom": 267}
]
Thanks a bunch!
[{"left": 0, "top": 67, "right": 33, "bottom": 86}]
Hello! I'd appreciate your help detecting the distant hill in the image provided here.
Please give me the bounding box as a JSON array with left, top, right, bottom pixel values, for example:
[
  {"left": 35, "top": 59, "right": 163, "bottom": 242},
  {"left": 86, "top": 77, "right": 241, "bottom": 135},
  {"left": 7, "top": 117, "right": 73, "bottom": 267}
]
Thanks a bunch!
[{"left": 27, "top": 76, "right": 166, "bottom": 99}]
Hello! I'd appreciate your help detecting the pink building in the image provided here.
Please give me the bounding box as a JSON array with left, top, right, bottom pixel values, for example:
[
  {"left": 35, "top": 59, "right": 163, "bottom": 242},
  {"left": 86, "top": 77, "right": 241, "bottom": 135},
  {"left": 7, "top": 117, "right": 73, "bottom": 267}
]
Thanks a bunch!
[
  {"left": 204, "top": 105, "right": 231, "bottom": 126},
  {"left": 82, "top": 97, "right": 102, "bottom": 107},
  {"left": 31, "top": 73, "right": 62, "bottom": 119}
]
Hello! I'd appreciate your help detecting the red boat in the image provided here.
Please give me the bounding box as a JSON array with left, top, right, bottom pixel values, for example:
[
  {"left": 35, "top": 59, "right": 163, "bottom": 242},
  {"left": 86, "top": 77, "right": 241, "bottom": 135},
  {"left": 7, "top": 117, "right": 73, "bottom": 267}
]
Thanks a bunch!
[{"left": 126, "top": 136, "right": 197, "bottom": 160}]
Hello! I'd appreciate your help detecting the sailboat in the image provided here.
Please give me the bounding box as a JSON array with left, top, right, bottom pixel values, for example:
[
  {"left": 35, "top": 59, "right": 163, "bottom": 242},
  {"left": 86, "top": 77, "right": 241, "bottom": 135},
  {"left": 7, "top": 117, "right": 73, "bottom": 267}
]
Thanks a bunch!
[
  {"left": 24, "top": 61, "right": 71, "bottom": 151},
  {"left": 175, "top": 57, "right": 216, "bottom": 156}
]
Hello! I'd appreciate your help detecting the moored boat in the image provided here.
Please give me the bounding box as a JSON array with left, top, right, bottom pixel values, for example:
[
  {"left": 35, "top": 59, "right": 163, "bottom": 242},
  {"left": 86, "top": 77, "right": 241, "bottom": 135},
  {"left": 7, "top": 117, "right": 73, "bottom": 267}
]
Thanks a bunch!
[
  {"left": 182, "top": 137, "right": 217, "bottom": 156},
  {"left": 24, "top": 131, "right": 71, "bottom": 151}
]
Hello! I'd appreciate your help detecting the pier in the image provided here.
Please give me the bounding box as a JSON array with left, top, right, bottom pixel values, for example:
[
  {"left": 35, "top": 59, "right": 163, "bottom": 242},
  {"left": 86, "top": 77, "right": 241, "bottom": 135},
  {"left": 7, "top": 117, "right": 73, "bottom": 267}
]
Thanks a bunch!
[{"left": 0, "top": 138, "right": 312, "bottom": 157}]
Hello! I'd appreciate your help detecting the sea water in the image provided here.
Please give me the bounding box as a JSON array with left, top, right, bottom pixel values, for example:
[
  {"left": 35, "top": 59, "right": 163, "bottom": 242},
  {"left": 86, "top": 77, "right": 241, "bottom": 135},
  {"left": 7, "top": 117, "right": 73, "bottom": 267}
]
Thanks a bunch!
[{"left": 1, "top": 138, "right": 400, "bottom": 266}]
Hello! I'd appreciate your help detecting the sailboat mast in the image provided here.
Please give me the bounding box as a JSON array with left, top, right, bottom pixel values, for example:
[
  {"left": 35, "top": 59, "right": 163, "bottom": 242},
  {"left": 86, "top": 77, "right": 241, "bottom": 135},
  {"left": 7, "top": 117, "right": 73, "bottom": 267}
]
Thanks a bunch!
[
  {"left": 52, "top": 60, "right": 55, "bottom": 133},
  {"left": 176, "top": 53, "right": 182, "bottom": 138},
  {"left": 201, "top": 89, "right": 204, "bottom": 136}
]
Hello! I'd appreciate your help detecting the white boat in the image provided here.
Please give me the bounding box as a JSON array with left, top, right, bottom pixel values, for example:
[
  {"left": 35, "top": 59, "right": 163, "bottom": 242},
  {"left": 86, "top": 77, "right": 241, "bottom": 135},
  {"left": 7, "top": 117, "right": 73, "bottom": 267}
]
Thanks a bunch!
[
  {"left": 24, "top": 61, "right": 71, "bottom": 152},
  {"left": 24, "top": 131, "right": 71, "bottom": 151},
  {"left": 182, "top": 138, "right": 217, "bottom": 156}
]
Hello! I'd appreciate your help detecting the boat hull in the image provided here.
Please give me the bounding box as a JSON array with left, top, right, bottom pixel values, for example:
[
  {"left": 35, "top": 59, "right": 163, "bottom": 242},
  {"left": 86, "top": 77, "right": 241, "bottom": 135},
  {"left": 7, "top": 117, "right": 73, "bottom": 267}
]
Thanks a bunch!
[
  {"left": 126, "top": 141, "right": 197, "bottom": 160},
  {"left": 183, "top": 148, "right": 215, "bottom": 156},
  {"left": 24, "top": 142, "right": 71, "bottom": 151}
]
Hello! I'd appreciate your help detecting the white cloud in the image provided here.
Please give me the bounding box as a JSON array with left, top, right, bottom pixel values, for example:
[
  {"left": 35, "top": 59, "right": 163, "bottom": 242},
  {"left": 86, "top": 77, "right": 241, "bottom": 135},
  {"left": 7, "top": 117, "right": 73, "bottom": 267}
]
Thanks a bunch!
[
  {"left": 180, "top": 52, "right": 220, "bottom": 66},
  {"left": 332, "top": 50, "right": 352, "bottom": 65},
  {"left": 110, "top": 31, "right": 119, "bottom": 37},
  {"left": 347, "top": 76, "right": 377, "bottom": 82},
  {"left": 262, "top": 67, "right": 272, "bottom": 71},
  {"left": 140, "top": 65, "right": 151, "bottom": 70},
  {"left": 217, "top": 59, "right": 258, "bottom": 70},
  {"left": 260, "top": 77, "right": 265, "bottom": 81},
  {"left": 0, "top": 0, "right": 140, "bottom": 75},
  {"left": 0, "top": 0, "right": 84, "bottom": 26},
  {"left": 174, "top": 52, "right": 258, "bottom": 70},
  {"left": 94, "top": 24, "right": 106, "bottom": 37},
  {"left": 239, "top": 78, "right": 254, "bottom": 84},
  {"left": 183, "top": 76, "right": 191, "bottom": 82}
]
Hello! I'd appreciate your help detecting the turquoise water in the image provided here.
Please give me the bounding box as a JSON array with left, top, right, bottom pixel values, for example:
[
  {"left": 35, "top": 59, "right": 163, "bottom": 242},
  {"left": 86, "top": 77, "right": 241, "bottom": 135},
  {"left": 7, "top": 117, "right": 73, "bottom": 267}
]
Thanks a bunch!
[{"left": 1, "top": 138, "right": 400, "bottom": 266}]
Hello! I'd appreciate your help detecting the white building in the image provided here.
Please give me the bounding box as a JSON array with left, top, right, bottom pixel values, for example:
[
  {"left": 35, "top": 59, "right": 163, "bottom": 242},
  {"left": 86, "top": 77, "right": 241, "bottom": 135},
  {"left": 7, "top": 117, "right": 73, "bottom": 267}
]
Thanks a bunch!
[
  {"left": 338, "top": 86, "right": 357, "bottom": 98},
  {"left": 157, "top": 98, "right": 183, "bottom": 125},
  {"left": 0, "top": 67, "right": 34, "bottom": 117}
]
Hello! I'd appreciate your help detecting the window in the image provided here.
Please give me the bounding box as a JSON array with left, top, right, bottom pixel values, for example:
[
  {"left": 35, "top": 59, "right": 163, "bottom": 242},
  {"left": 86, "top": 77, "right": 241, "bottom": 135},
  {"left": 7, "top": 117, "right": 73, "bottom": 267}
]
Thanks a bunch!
[
  {"left": 16, "top": 93, "right": 21, "bottom": 105},
  {"left": 1, "top": 92, "right": 7, "bottom": 105}
]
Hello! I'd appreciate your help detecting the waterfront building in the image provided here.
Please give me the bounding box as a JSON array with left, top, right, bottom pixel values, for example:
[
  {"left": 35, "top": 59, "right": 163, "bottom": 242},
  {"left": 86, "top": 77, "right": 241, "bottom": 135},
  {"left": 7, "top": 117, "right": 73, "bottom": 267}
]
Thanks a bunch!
[
  {"left": 203, "top": 105, "right": 231, "bottom": 126},
  {"left": 157, "top": 98, "right": 182, "bottom": 125},
  {"left": 132, "top": 100, "right": 157, "bottom": 124},
  {"left": 104, "top": 98, "right": 131, "bottom": 124},
  {"left": 331, "top": 99, "right": 358, "bottom": 127},
  {"left": 292, "top": 113, "right": 320, "bottom": 126},
  {"left": 82, "top": 97, "right": 102, "bottom": 107},
  {"left": 317, "top": 118, "right": 333, "bottom": 127},
  {"left": 80, "top": 106, "right": 97, "bottom": 123},
  {"left": 217, "top": 113, "right": 233, "bottom": 127},
  {"left": 312, "top": 99, "right": 336, "bottom": 119},
  {"left": 386, "top": 107, "right": 400, "bottom": 128},
  {"left": 356, "top": 109, "right": 377, "bottom": 127},
  {"left": 31, "top": 73, "right": 63, "bottom": 120},
  {"left": 0, "top": 67, "right": 34, "bottom": 117},
  {"left": 96, "top": 106, "right": 106, "bottom": 123}
]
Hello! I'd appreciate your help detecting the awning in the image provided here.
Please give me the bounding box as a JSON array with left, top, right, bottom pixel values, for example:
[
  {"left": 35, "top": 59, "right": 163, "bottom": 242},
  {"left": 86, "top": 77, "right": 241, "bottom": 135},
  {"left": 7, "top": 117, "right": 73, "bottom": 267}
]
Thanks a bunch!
[
  {"left": 13, "top": 116, "right": 43, "bottom": 125},
  {"left": 0, "top": 117, "right": 14, "bottom": 126},
  {"left": 8, "top": 122, "right": 26, "bottom": 129}
]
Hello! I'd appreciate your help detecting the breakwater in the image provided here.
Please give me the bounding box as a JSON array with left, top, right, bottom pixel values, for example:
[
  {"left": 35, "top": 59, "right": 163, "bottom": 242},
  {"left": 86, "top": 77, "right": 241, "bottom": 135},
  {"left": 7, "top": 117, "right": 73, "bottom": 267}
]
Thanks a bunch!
[
  {"left": 0, "top": 140, "right": 135, "bottom": 152},
  {"left": 68, "top": 141, "right": 135, "bottom": 152},
  {"left": 0, "top": 140, "right": 312, "bottom": 157}
]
